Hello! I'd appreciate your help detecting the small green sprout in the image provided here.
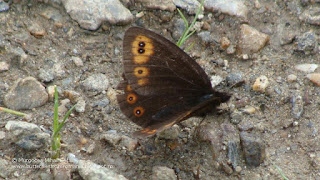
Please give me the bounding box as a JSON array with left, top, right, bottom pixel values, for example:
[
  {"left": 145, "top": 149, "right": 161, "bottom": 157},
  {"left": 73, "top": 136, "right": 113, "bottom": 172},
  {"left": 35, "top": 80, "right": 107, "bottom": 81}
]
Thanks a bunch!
[
  {"left": 51, "top": 86, "right": 75, "bottom": 159},
  {"left": 176, "top": 0, "right": 204, "bottom": 48}
]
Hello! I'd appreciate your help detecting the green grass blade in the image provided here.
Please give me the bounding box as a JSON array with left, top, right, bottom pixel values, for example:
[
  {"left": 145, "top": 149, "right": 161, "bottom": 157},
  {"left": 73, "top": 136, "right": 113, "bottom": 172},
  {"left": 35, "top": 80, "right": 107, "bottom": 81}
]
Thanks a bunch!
[
  {"left": 0, "top": 107, "right": 27, "bottom": 116},
  {"left": 53, "top": 86, "right": 59, "bottom": 131},
  {"left": 177, "top": 8, "right": 189, "bottom": 47},
  {"left": 185, "top": 42, "right": 196, "bottom": 52},
  {"left": 176, "top": 0, "right": 204, "bottom": 47},
  {"left": 274, "top": 164, "right": 289, "bottom": 180},
  {"left": 55, "top": 105, "right": 76, "bottom": 135}
]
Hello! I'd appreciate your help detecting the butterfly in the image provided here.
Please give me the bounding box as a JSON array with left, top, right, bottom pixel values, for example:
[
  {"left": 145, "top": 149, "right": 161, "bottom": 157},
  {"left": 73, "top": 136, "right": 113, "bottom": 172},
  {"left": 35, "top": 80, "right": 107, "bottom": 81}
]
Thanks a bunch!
[{"left": 117, "top": 27, "right": 231, "bottom": 138}]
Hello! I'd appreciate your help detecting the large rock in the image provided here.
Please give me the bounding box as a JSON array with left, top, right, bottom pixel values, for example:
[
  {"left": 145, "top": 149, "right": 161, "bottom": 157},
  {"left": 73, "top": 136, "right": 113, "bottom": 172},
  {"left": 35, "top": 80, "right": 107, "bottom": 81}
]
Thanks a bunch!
[
  {"left": 204, "top": 0, "right": 248, "bottom": 19},
  {"left": 78, "top": 160, "right": 128, "bottom": 180},
  {"left": 5, "top": 121, "right": 50, "bottom": 150},
  {"left": 4, "top": 77, "right": 48, "bottom": 110},
  {"left": 62, "top": 0, "right": 133, "bottom": 30}
]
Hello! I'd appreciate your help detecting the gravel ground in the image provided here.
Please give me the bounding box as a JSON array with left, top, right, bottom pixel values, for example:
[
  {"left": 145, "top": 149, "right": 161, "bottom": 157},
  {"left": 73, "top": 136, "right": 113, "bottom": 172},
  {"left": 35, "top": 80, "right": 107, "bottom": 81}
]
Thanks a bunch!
[{"left": 0, "top": 0, "right": 320, "bottom": 179}]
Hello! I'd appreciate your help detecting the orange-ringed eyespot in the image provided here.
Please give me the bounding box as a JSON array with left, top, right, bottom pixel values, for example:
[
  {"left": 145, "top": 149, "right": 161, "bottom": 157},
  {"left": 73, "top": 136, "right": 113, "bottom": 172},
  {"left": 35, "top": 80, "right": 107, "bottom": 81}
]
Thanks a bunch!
[{"left": 133, "top": 106, "right": 144, "bottom": 117}]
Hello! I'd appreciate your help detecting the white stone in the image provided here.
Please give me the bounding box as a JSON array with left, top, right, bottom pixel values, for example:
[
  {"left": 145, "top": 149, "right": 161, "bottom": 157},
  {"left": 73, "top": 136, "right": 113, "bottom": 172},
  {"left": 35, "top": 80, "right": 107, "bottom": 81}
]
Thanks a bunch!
[
  {"left": 295, "top": 64, "right": 318, "bottom": 73},
  {"left": 204, "top": 0, "right": 248, "bottom": 18}
]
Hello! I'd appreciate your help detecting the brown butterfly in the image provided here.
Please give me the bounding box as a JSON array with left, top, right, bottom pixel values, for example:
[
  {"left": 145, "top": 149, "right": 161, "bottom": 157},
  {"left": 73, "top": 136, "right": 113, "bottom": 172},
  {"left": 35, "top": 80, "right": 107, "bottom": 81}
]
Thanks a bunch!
[{"left": 117, "top": 27, "right": 231, "bottom": 138}]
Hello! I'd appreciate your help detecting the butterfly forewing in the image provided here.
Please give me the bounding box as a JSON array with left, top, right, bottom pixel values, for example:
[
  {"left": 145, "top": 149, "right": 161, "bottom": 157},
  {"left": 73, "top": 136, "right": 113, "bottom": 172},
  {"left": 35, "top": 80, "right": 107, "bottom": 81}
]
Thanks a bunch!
[{"left": 122, "top": 27, "right": 212, "bottom": 96}]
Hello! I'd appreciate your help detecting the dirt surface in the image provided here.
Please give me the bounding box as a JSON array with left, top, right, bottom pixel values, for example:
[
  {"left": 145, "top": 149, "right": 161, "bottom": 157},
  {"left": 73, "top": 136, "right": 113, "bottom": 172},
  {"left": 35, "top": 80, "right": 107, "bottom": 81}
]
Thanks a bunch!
[{"left": 0, "top": 0, "right": 320, "bottom": 179}]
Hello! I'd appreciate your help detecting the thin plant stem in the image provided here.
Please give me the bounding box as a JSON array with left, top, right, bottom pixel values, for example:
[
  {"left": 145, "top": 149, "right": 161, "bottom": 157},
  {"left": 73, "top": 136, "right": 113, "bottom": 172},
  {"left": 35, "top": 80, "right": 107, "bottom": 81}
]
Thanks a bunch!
[{"left": 0, "top": 107, "right": 27, "bottom": 117}]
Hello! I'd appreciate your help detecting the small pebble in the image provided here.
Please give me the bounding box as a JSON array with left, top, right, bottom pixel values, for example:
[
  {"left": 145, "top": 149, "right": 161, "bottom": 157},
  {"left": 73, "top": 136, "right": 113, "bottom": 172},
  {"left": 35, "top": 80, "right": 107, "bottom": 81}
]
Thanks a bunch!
[
  {"left": 72, "top": 56, "right": 84, "bottom": 67},
  {"left": 240, "top": 132, "right": 266, "bottom": 167},
  {"left": 0, "top": 62, "right": 9, "bottom": 72},
  {"left": 226, "top": 45, "right": 236, "bottom": 54},
  {"left": 287, "top": 74, "right": 297, "bottom": 82},
  {"left": 157, "top": 125, "right": 180, "bottom": 140},
  {"left": 173, "top": 0, "right": 202, "bottom": 15},
  {"left": 300, "top": 7, "right": 320, "bottom": 26},
  {"left": 136, "top": 11, "right": 144, "bottom": 18},
  {"left": 47, "top": 85, "right": 56, "bottom": 101},
  {"left": 220, "top": 37, "right": 231, "bottom": 49},
  {"left": 227, "top": 141, "right": 241, "bottom": 169},
  {"left": 0, "top": 0, "right": 9, "bottom": 12},
  {"left": 306, "top": 73, "right": 320, "bottom": 86},
  {"left": 79, "top": 137, "right": 88, "bottom": 145},
  {"left": 86, "top": 142, "right": 96, "bottom": 154},
  {"left": 74, "top": 98, "right": 86, "bottom": 113},
  {"left": 119, "top": 135, "right": 138, "bottom": 151},
  {"left": 27, "top": 22, "right": 46, "bottom": 38},
  {"left": 198, "top": 31, "right": 213, "bottom": 44},
  {"left": 100, "top": 130, "right": 122, "bottom": 146},
  {"left": 242, "top": 54, "right": 249, "bottom": 60},
  {"left": 38, "top": 69, "right": 55, "bottom": 82},
  {"left": 221, "top": 162, "right": 233, "bottom": 175},
  {"left": 295, "top": 31, "right": 317, "bottom": 54},
  {"left": 0, "top": 131, "right": 5, "bottom": 139},
  {"left": 64, "top": 90, "right": 81, "bottom": 103},
  {"left": 68, "top": 153, "right": 79, "bottom": 164},
  {"left": 210, "top": 75, "right": 224, "bottom": 87},
  {"left": 235, "top": 166, "right": 242, "bottom": 173},
  {"left": 295, "top": 64, "right": 318, "bottom": 73},
  {"left": 107, "top": 88, "right": 117, "bottom": 104},
  {"left": 151, "top": 166, "right": 177, "bottom": 180},
  {"left": 226, "top": 72, "right": 243, "bottom": 86},
  {"left": 242, "top": 106, "right": 256, "bottom": 114},
  {"left": 238, "top": 24, "right": 270, "bottom": 54},
  {"left": 83, "top": 73, "right": 109, "bottom": 91},
  {"left": 139, "top": 0, "right": 176, "bottom": 11},
  {"left": 291, "top": 95, "right": 304, "bottom": 119},
  {"left": 230, "top": 111, "right": 243, "bottom": 124},
  {"left": 252, "top": 75, "right": 269, "bottom": 92},
  {"left": 58, "top": 99, "right": 71, "bottom": 114}
]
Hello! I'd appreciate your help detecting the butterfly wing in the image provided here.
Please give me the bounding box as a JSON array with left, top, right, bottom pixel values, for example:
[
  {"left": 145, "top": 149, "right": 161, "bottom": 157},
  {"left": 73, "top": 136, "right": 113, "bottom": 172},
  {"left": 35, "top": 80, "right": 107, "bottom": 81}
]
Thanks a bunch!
[
  {"left": 122, "top": 27, "right": 212, "bottom": 96},
  {"left": 118, "top": 27, "right": 230, "bottom": 137},
  {"left": 117, "top": 79, "right": 228, "bottom": 137}
]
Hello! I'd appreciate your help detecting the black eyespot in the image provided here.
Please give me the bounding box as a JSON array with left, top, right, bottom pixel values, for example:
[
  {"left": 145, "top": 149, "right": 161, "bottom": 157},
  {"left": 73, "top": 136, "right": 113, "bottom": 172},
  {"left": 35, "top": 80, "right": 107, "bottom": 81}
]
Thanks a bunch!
[
  {"left": 129, "top": 97, "right": 133, "bottom": 101},
  {"left": 139, "top": 42, "right": 145, "bottom": 47},
  {"left": 136, "top": 110, "right": 140, "bottom": 114},
  {"left": 138, "top": 48, "right": 145, "bottom": 54},
  {"left": 138, "top": 70, "right": 143, "bottom": 74}
]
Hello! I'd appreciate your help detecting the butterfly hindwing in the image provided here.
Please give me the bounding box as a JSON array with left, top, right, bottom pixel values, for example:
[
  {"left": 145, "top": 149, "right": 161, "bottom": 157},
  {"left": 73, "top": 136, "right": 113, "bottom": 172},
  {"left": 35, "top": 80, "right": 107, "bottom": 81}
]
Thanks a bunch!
[{"left": 117, "top": 79, "right": 205, "bottom": 137}]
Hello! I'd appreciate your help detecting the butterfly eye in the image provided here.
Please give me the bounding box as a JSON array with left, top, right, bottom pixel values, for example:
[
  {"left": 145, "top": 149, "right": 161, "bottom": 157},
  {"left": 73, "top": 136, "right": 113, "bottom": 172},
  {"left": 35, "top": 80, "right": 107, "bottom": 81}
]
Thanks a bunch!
[
  {"left": 127, "top": 93, "right": 137, "bottom": 104},
  {"left": 138, "top": 48, "right": 145, "bottom": 54},
  {"left": 133, "top": 106, "right": 145, "bottom": 117},
  {"left": 139, "top": 42, "right": 145, "bottom": 47}
]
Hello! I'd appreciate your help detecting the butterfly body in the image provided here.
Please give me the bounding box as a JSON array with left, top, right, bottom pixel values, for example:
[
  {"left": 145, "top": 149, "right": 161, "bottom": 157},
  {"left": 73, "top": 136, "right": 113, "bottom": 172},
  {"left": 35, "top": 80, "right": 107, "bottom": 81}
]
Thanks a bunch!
[{"left": 117, "top": 27, "right": 231, "bottom": 137}]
